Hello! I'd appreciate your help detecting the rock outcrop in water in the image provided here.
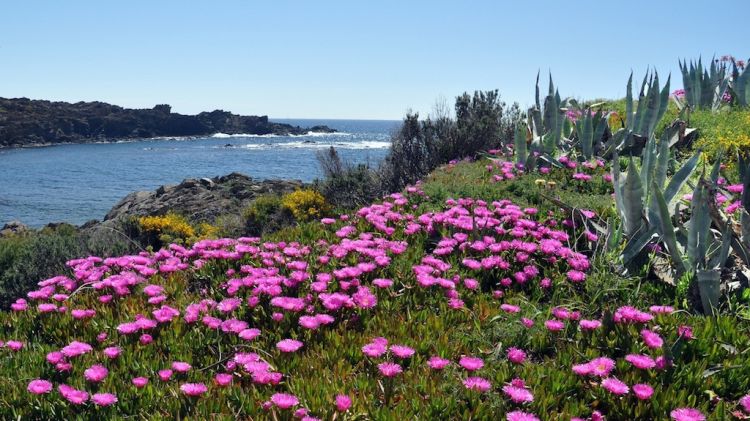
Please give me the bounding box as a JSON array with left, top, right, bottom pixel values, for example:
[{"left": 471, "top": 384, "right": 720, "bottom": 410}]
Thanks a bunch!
[
  {"left": 0, "top": 98, "right": 335, "bottom": 147},
  {"left": 103, "top": 173, "right": 302, "bottom": 224}
]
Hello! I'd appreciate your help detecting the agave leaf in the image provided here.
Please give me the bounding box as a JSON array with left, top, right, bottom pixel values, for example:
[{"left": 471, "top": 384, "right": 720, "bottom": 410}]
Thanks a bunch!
[
  {"left": 710, "top": 224, "right": 732, "bottom": 270},
  {"left": 623, "top": 158, "right": 645, "bottom": 237},
  {"left": 612, "top": 152, "right": 625, "bottom": 221},
  {"left": 622, "top": 227, "right": 657, "bottom": 264},
  {"left": 655, "top": 128, "right": 671, "bottom": 189},
  {"left": 664, "top": 150, "right": 701, "bottom": 204},
  {"left": 579, "top": 111, "right": 593, "bottom": 159},
  {"left": 514, "top": 124, "right": 527, "bottom": 167},
  {"left": 688, "top": 179, "right": 710, "bottom": 268},
  {"left": 650, "top": 181, "right": 686, "bottom": 274},
  {"left": 625, "top": 72, "right": 634, "bottom": 131}
]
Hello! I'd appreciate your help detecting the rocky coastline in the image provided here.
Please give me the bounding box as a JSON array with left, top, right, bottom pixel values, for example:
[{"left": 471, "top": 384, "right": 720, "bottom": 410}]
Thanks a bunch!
[{"left": 0, "top": 97, "right": 335, "bottom": 148}]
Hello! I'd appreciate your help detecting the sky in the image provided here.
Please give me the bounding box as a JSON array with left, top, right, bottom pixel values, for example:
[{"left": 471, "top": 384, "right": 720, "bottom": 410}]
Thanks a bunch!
[{"left": 1, "top": 0, "right": 748, "bottom": 120}]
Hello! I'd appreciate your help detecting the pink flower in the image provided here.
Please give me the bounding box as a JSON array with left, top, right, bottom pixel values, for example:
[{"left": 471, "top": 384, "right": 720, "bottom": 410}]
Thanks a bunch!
[
  {"left": 545, "top": 319, "right": 564, "bottom": 331},
  {"left": 277, "top": 339, "right": 304, "bottom": 353},
  {"left": 139, "top": 334, "right": 153, "bottom": 345},
  {"left": 463, "top": 376, "right": 491, "bottom": 392},
  {"left": 506, "top": 411, "right": 540, "bottom": 421},
  {"left": 670, "top": 408, "right": 705, "bottom": 421},
  {"left": 507, "top": 347, "right": 526, "bottom": 364},
  {"left": 362, "top": 342, "right": 387, "bottom": 358},
  {"left": 132, "top": 377, "right": 149, "bottom": 388},
  {"left": 158, "top": 369, "right": 173, "bottom": 381},
  {"left": 270, "top": 392, "right": 299, "bottom": 409},
  {"left": 641, "top": 329, "right": 664, "bottom": 349},
  {"left": 378, "top": 362, "right": 403, "bottom": 377},
  {"left": 625, "top": 354, "right": 656, "bottom": 370},
  {"left": 573, "top": 357, "right": 615, "bottom": 377},
  {"left": 428, "top": 356, "right": 450, "bottom": 370},
  {"left": 649, "top": 305, "right": 674, "bottom": 314},
  {"left": 335, "top": 394, "right": 352, "bottom": 412},
  {"left": 566, "top": 270, "right": 586, "bottom": 282},
  {"left": 91, "top": 393, "right": 118, "bottom": 406},
  {"left": 678, "top": 325, "right": 694, "bottom": 339},
  {"left": 84, "top": 364, "right": 108, "bottom": 383},
  {"left": 579, "top": 319, "right": 601, "bottom": 330},
  {"left": 459, "top": 356, "right": 484, "bottom": 371},
  {"left": 180, "top": 382, "right": 208, "bottom": 397},
  {"left": 521, "top": 318, "right": 534, "bottom": 328},
  {"left": 502, "top": 384, "right": 534, "bottom": 403},
  {"left": 501, "top": 304, "right": 521, "bottom": 313},
  {"left": 5, "top": 340, "right": 23, "bottom": 351},
  {"left": 390, "top": 345, "right": 415, "bottom": 359},
  {"left": 60, "top": 341, "right": 92, "bottom": 358},
  {"left": 214, "top": 373, "right": 233, "bottom": 386},
  {"left": 58, "top": 384, "right": 88, "bottom": 405},
  {"left": 633, "top": 383, "right": 654, "bottom": 400},
  {"left": 739, "top": 395, "right": 750, "bottom": 413},
  {"left": 103, "top": 346, "right": 122, "bottom": 359},
  {"left": 172, "top": 361, "right": 192, "bottom": 373},
  {"left": 27, "top": 379, "right": 53, "bottom": 394},
  {"left": 601, "top": 377, "right": 629, "bottom": 395},
  {"left": 239, "top": 328, "right": 261, "bottom": 341}
]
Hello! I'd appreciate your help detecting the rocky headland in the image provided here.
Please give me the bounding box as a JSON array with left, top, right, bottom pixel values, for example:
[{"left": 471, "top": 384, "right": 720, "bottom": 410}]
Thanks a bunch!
[{"left": 0, "top": 97, "right": 335, "bottom": 147}]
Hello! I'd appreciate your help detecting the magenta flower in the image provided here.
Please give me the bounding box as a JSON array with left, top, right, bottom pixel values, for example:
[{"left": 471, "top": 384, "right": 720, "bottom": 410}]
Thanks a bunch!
[
  {"left": 507, "top": 347, "right": 526, "bottom": 364},
  {"left": 60, "top": 341, "right": 92, "bottom": 358},
  {"left": 377, "top": 362, "right": 403, "bottom": 377},
  {"left": 502, "top": 384, "right": 534, "bottom": 403},
  {"left": 103, "top": 346, "right": 121, "bottom": 359},
  {"left": 58, "top": 384, "right": 89, "bottom": 405},
  {"left": 601, "top": 377, "right": 629, "bottom": 395},
  {"left": 91, "top": 393, "right": 118, "bottom": 406},
  {"left": 428, "top": 356, "right": 450, "bottom": 370},
  {"left": 579, "top": 319, "right": 602, "bottom": 330},
  {"left": 27, "top": 379, "right": 53, "bottom": 395},
  {"left": 171, "top": 361, "right": 192, "bottom": 373},
  {"left": 335, "top": 394, "right": 352, "bottom": 412},
  {"left": 158, "top": 369, "right": 173, "bottom": 381},
  {"left": 670, "top": 408, "right": 705, "bottom": 421},
  {"left": 739, "top": 395, "right": 750, "bottom": 413},
  {"left": 633, "top": 383, "right": 654, "bottom": 400},
  {"left": 463, "top": 376, "right": 492, "bottom": 392},
  {"left": 501, "top": 304, "right": 521, "bottom": 313},
  {"left": 390, "top": 345, "right": 415, "bottom": 359},
  {"left": 625, "top": 354, "right": 656, "bottom": 370},
  {"left": 180, "top": 382, "right": 208, "bottom": 397},
  {"left": 214, "top": 373, "right": 233, "bottom": 387},
  {"left": 459, "top": 356, "right": 484, "bottom": 371},
  {"left": 545, "top": 319, "right": 564, "bottom": 331},
  {"left": 362, "top": 342, "right": 387, "bottom": 358},
  {"left": 238, "top": 328, "right": 261, "bottom": 341},
  {"left": 277, "top": 339, "right": 304, "bottom": 353},
  {"left": 84, "top": 364, "right": 108, "bottom": 383},
  {"left": 506, "top": 410, "right": 540, "bottom": 421},
  {"left": 641, "top": 329, "right": 664, "bottom": 349},
  {"left": 270, "top": 392, "right": 299, "bottom": 409},
  {"left": 132, "top": 377, "right": 149, "bottom": 388}
]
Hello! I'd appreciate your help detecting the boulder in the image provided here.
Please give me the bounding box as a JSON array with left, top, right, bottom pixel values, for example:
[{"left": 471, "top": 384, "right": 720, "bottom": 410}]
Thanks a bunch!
[{"left": 102, "top": 173, "right": 302, "bottom": 224}]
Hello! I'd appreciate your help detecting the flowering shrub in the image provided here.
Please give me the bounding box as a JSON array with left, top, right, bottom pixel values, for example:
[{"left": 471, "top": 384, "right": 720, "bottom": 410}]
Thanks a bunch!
[
  {"left": 280, "top": 189, "right": 331, "bottom": 222},
  {"left": 692, "top": 109, "right": 750, "bottom": 168},
  {"left": 1, "top": 159, "right": 749, "bottom": 419}
]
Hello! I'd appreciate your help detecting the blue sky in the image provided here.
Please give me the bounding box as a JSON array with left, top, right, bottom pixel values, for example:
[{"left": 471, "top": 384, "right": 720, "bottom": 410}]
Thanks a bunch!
[{"left": 1, "top": 1, "right": 747, "bottom": 120}]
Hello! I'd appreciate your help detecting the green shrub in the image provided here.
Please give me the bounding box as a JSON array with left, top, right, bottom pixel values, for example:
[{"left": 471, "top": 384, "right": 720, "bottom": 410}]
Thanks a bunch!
[{"left": 243, "top": 193, "right": 293, "bottom": 235}]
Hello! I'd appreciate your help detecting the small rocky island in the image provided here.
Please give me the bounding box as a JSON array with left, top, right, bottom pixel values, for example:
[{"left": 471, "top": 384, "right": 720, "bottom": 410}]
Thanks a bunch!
[{"left": 0, "top": 97, "right": 335, "bottom": 147}]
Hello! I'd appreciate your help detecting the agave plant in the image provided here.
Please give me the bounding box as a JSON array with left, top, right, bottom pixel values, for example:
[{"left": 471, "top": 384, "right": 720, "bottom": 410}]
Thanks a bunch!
[
  {"left": 573, "top": 108, "right": 608, "bottom": 160},
  {"left": 730, "top": 59, "right": 750, "bottom": 107},
  {"left": 606, "top": 71, "right": 671, "bottom": 157},
  {"left": 527, "top": 73, "right": 573, "bottom": 157},
  {"left": 613, "top": 124, "right": 701, "bottom": 272},
  {"left": 678, "top": 57, "right": 730, "bottom": 111}
]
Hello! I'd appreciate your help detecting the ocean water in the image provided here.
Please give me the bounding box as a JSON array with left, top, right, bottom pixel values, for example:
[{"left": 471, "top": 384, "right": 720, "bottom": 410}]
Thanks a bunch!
[{"left": 0, "top": 119, "right": 399, "bottom": 227}]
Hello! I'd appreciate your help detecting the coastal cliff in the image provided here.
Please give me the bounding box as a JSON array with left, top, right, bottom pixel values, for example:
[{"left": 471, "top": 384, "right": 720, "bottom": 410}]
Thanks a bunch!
[{"left": 0, "top": 98, "right": 334, "bottom": 147}]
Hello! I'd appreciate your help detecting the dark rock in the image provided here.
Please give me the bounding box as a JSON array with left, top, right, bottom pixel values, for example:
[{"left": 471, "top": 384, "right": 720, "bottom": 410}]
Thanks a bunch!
[
  {"left": 0, "top": 220, "right": 28, "bottom": 237},
  {"left": 0, "top": 97, "right": 337, "bottom": 148},
  {"left": 102, "top": 173, "right": 302, "bottom": 224}
]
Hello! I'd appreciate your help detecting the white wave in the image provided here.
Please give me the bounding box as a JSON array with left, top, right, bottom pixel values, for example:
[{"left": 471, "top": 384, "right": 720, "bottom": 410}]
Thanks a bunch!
[
  {"left": 211, "top": 131, "right": 352, "bottom": 139},
  {"left": 234, "top": 140, "right": 391, "bottom": 150}
]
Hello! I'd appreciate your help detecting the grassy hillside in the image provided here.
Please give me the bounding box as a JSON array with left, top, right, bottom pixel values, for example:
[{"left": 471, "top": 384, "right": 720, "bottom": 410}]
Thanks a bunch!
[{"left": 2, "top": 156, "right": 749, "bottom": 420}]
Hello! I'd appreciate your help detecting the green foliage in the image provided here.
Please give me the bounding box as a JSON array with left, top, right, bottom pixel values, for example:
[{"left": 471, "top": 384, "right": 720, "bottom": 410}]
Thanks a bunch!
[
  {"left": 691, "top": 108, "right": 750, "bottom": 169},
  {"left": 0, "top": 224, "right": 137, "bottom": 309},
  {"left": 243, "top": 193, "right": 292, "bottom": 236}
]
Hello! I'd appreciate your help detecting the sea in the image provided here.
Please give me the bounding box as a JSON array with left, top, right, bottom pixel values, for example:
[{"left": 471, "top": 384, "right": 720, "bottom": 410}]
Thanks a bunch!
[{"left": 0, "top": 119, "right": 399, "bottom": 227}]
